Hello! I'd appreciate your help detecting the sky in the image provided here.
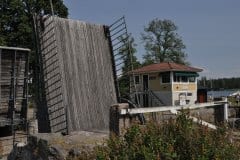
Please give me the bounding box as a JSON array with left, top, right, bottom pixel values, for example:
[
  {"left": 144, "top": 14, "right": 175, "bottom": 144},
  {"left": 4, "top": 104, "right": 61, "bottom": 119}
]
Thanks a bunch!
[{"left": 63, "top": 0, "right": 240, "bottom": 79}]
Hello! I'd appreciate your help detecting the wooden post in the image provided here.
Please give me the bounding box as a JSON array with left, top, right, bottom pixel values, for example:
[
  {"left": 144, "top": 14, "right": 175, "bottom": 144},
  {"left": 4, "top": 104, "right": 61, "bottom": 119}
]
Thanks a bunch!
[
  {"left": 109, "top": 103, "right": 129, "bottom": 135},
  {"left": 223, "top": 97, "right": 228, "bottom": 121},
  {"left": 0, "top": 49, "right": 1, "bottom": 106}
]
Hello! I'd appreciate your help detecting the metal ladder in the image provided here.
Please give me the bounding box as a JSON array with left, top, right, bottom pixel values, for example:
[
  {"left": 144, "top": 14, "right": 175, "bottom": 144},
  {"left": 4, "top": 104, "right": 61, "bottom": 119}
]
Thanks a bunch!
[
  {"left": 109, "top": 16, "right": 145, "bottom": 124},
  {"left": 109, "top": 16, "right": 140, "bottom": 106}
]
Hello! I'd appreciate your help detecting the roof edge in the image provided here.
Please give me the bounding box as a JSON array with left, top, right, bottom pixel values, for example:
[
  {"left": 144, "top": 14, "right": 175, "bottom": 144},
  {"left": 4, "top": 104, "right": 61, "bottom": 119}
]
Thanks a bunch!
[{"left": 131, "top": 69, "right": 202, "bottom": 74}]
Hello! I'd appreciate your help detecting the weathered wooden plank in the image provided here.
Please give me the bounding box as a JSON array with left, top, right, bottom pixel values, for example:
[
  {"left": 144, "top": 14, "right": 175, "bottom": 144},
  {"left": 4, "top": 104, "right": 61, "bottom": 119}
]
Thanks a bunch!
[{"left": 38, "top": 16, "right": 117, "bottom": 133}]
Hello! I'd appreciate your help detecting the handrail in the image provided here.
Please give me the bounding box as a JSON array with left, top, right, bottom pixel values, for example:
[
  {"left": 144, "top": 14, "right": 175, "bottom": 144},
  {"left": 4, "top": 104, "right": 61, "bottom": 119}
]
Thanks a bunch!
[
  {"left": 120, "top": 100, "right": 227, "bottom": 115},
  {"left": 120, "top": 98, "right": 146, "bottom": 124},
  {"left": 147, "top": 89, "right": 165, "bottom": 106}
]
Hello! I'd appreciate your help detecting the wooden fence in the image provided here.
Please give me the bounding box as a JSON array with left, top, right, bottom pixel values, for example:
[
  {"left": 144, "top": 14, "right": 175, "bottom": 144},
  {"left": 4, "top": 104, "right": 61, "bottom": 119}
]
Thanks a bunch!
[{"left": 0, "top": 46, "right": 29, "bottom": 127}]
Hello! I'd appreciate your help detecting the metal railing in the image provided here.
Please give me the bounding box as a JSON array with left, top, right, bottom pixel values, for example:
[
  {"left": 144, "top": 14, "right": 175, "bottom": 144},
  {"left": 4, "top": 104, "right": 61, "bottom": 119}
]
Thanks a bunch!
[
  {"left": 147, "top": 89, "right": 165, "bottom": 106},
  {"left": 119, "top": 100, "right": 228, "bottom": 129}
]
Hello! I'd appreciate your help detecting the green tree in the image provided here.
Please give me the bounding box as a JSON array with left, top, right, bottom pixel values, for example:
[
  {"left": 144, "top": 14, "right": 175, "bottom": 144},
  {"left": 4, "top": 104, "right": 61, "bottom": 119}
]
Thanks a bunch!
[
  {"left": 198, "top": 77, "right": 240, "bottom": 90},
  {"left": 0, "top": 0, "right": 68, "bottom": 48},
  {"left": 0, "top": 0, "right": 68, "bottom": 103},
  {"left": 119, "top": 34, "right": 141, "bottom": 73},
  {"left": 141, "top": 18, "right": 188, "bottom": 65},
  {"left": 118, "top": 34, "right": 141, "bottom": 98}
]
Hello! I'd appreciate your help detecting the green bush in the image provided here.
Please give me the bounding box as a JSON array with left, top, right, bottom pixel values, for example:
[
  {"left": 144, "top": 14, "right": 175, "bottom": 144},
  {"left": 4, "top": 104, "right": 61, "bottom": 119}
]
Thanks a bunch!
[{"left": 96, "top": 112, "right": 240, "bottom": 160}]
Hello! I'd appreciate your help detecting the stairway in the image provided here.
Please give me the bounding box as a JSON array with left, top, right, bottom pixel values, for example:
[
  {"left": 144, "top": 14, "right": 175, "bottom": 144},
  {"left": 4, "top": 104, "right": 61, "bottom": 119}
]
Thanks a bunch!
[{"left": 147, "top": 90, "right": 165, "bottom": 107}]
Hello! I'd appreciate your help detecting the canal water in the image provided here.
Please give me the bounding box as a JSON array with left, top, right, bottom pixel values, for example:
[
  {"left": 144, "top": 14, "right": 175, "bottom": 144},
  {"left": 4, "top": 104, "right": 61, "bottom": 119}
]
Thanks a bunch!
[{"left": 207, "top": 89, "right": 239, "bottom": 98}]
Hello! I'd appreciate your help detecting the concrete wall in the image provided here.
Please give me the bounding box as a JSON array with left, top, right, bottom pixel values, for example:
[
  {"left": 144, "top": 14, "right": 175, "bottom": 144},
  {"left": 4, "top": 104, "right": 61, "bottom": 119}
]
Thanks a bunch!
[{"left": 0, "top": 133, "right": 27, "bottom": 157}]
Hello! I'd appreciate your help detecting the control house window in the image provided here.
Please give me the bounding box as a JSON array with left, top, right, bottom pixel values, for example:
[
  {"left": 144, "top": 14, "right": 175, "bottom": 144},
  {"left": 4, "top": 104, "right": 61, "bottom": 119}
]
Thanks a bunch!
[
  {"left": 174, "top": 72, "right": 198, "bottom": 83},
  {"left": 189, "top": 77, "right": 196, "bottom": 83},
  {"left": 181, "top": 76, "right": 188, "bottom": 82},
  {"left": 134, "top": 75, "right": 140, "bottom": 84},
  {"left": 161, "top": 72, "right": 170, "bottom": 83},
  {"left": 174, "top": 75, "right": 181, "bottom": 82}
]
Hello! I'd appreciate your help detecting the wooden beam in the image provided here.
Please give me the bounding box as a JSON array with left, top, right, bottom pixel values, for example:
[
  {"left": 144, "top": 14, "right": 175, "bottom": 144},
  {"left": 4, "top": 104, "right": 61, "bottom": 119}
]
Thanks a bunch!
[
  {"left": 189, "top": 116, "right": 217, "bottom": 129},
  {"left": 120, "top": 101, "right": 227, "bottom": 115},
  {"left": 0, "top": 46, "right": 30, "bottom": 52}
]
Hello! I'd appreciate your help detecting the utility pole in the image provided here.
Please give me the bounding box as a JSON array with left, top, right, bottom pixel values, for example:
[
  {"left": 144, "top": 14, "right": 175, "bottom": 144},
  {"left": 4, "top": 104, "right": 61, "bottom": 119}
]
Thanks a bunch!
[{"left": 49, "top": 0, "right": 54, "bottom": 16}]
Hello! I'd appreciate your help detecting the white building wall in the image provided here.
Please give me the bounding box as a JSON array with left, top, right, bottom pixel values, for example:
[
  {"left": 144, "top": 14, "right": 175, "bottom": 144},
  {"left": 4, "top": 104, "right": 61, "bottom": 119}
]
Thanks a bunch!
[{"left": 172, "top": 91, "right": 197, "bottom": 105}]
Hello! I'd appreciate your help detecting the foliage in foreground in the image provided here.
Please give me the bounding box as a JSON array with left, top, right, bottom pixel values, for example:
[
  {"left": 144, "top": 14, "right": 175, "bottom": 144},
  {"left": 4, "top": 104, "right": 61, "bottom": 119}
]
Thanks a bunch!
[{"left": 97, "top": 113, "right": 240, "bottom": 160}]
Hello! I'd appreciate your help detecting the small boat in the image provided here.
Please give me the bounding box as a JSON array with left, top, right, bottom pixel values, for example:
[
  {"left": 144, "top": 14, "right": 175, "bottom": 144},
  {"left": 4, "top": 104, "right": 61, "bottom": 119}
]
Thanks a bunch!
[{"left": 229, "top": 91, "right": 240, "bottom": 97}]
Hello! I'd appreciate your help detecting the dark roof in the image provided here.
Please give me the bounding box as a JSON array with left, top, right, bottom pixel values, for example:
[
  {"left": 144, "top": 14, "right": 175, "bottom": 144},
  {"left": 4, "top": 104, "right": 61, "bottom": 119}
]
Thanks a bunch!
[{"left": 131, "top": 62, "right": 203, "bottom": 74}]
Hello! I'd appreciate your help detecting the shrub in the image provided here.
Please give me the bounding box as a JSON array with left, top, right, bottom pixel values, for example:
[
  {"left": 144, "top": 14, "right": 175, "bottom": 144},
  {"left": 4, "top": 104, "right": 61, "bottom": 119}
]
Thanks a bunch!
[{"left": 96, "top": 112, "right": 240, "bottom": 160}]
